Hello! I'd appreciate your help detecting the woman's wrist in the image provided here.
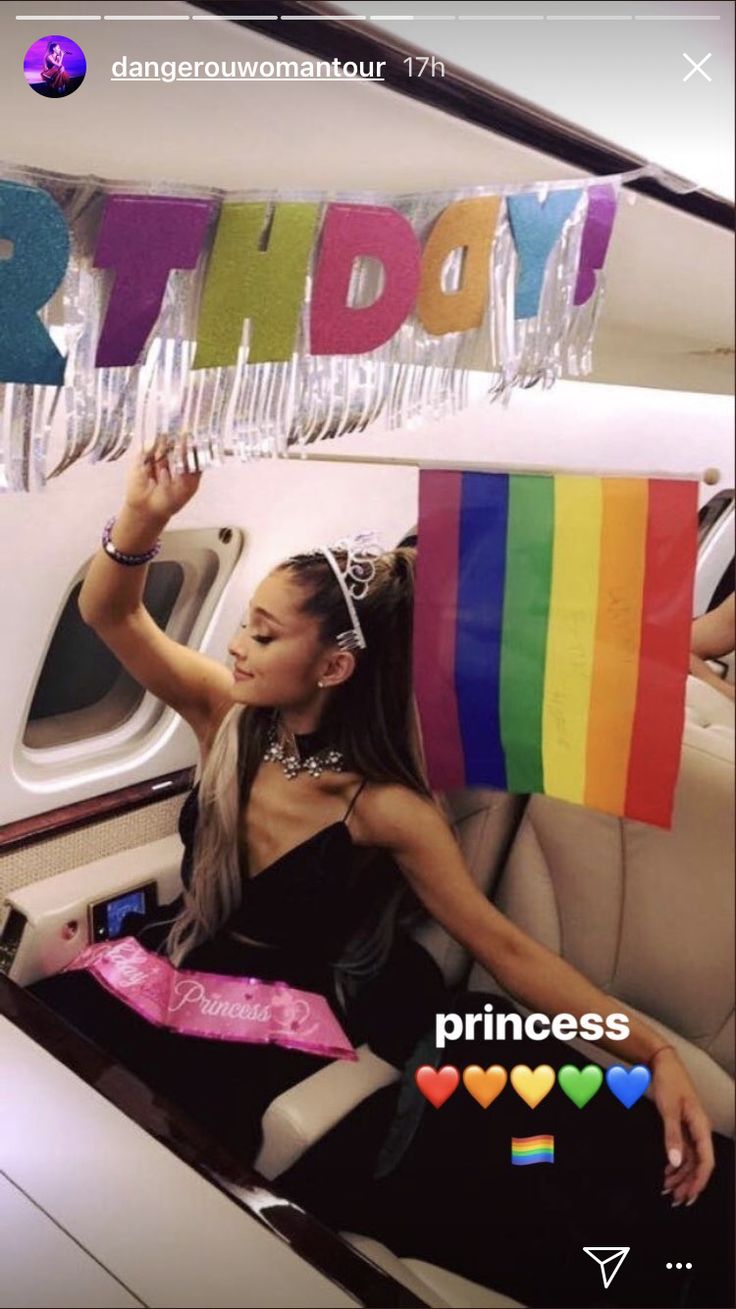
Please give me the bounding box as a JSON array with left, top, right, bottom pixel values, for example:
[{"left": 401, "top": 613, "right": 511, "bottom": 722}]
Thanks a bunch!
[
  {"left": 103, "top": 518, "right": 161, "bottom": 568},
  {"left": 647, "top": 1044, "right": 681, "bottom": 1076},
  {"left": 112, "top": 504, "right": 169, "bottom": 553}
]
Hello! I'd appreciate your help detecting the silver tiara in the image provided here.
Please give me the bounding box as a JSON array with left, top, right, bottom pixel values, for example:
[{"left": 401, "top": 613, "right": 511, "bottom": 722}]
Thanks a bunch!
[{"left": 315, "top": 531, "right": 384, "bottom": 652}]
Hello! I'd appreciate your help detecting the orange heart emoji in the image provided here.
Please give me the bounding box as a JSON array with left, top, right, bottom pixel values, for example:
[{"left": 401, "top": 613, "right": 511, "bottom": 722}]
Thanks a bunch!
[
  {"left": 415, "top": 1064, "right": 460, "bottom": 1109},
  {"left": 510, "top": 1064, "right": 556, "bottom": 1109},
  {"left": 462, "top": 1064, "right": 508, "bottom": 1109}
]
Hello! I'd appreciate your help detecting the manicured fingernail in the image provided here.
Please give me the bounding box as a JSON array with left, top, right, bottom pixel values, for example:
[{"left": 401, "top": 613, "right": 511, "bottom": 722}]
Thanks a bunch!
[
  {"left": 661, "top": 1188, "right": 672, "bottom": 1196},
  {"left": 671, "top": 1199, "right": 683, "bottom": 1208},
  {"left": 668, "top": 1148, "right": 683, "bottom": 1168},
  {"left": 685, "top": 1197, "right": 697, "bottom": 1207}
]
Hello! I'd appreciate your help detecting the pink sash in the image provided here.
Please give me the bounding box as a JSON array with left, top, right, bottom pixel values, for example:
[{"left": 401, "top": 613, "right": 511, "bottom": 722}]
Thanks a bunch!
[{"left": 64, "top": 937, "right": 357, "bottom": 1060}]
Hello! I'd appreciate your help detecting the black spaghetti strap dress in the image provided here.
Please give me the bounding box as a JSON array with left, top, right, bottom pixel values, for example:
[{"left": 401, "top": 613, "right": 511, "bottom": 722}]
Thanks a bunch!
[{"left": 27, "top": 776, "right": 445, "bottom": 1165}]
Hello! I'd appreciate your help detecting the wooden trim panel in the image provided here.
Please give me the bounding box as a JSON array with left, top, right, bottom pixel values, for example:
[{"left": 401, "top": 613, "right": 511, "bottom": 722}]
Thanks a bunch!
[{"left": 0, "top": 769, "right": 195, "bottom": 854}]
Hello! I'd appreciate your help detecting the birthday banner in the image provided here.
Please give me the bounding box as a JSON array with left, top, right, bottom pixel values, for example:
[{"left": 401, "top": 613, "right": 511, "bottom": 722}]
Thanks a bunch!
[
  {"left": 0, "top": 159, "right": 636, "bottom": 491},
  {"left": 413, "top": 470, "right": 699, "bottom": 828}
]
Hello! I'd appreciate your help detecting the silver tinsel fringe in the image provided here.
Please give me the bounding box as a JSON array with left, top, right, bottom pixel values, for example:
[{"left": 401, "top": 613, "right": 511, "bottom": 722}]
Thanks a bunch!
[{"left": 0, "top": 165, "right": 636, "bottom": 491}]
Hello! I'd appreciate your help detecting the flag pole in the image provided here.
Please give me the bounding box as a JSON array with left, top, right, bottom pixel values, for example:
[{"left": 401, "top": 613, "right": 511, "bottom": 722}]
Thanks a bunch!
[{"left": 284, "top": 448, "right": 714, "bottom": 483}]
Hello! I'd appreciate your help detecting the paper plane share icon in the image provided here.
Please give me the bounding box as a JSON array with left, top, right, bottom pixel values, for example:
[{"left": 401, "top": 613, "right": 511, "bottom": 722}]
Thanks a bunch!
[{"left": 583, "top": 1246, "right": 631, "bottom": 1290}]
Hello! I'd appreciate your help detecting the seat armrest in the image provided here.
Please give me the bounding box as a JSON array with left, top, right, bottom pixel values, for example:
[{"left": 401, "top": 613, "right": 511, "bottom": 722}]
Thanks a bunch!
[
  {"left": 342, "top": 1235, "right": 524, "bottom": 1307},
  {"left": 255, "top": 1044, "right": 399, "bottom": 1180},
  {"left": 5, "top": 835, "right": 185, "bottom": 986}
]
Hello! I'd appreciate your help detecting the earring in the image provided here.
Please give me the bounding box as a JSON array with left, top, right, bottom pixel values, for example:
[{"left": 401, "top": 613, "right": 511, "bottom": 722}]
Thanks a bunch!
[{"left": 317, "top": 680, "right": 325, "bottom": 689}]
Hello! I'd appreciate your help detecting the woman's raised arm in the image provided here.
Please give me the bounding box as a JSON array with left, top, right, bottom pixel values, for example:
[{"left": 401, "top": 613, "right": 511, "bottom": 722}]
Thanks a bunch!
[{"left": 78, "top": 442, "right": 234, "bottom": 748}]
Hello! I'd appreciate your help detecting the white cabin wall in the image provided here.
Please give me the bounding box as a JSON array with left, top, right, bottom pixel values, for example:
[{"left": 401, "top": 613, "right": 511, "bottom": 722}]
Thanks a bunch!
[{"left": 350, "top": 379, "right": 735, "bottom": 491}]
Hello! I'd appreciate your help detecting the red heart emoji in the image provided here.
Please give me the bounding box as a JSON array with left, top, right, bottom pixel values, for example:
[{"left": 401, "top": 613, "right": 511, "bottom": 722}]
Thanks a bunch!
[{"left": 415, "top": 1064, "right": 460, "bottom": 1108}]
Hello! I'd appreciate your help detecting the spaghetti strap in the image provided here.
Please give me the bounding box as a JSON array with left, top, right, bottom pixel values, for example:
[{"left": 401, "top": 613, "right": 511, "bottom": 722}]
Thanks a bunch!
[{"left": 343, "top": 778, "right": 367, "bottom": 823}]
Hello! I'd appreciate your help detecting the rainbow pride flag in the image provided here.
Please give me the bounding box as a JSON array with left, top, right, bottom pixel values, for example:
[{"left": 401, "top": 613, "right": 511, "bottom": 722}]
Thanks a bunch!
[
  {"left": 511, "top": 1135, "right": 555, "bottom": 1166},
  {"left": 413, "top": 471, "right": 698, "bottom": 828}
]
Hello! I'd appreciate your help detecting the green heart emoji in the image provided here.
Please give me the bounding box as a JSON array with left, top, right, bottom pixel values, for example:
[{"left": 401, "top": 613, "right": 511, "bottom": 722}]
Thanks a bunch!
[{"left": 558, "top": 1064, "right": 603, "bottom": 1109}]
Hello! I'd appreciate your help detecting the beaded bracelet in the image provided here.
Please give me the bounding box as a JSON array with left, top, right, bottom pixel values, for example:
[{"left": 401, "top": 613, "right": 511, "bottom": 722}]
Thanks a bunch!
[{"left": 102, "top": 517, "right": 162, "bottom": 567}]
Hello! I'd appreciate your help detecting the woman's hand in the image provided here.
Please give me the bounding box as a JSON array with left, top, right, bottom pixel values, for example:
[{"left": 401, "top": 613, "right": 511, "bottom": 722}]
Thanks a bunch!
[
  {"left": 650, "top": 1048, "right": 715, "bottom": 1205},
  {"left": 124, "top": 438, "right": 203, "bottom": 528}
]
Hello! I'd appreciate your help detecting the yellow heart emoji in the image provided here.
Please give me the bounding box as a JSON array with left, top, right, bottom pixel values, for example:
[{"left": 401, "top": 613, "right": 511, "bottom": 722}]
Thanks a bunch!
[
  {"left": 462, "top": 1065, "right": 508, "bottom": 1109},
  {"left": 510, "top": 1064, "right": 556, "bottom": 1109}
]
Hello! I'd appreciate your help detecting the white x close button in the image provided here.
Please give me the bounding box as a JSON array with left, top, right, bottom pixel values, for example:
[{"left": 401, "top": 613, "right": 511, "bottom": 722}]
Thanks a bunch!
[{"left": 683, "top": 52, "right": 713, "bottom": 83}]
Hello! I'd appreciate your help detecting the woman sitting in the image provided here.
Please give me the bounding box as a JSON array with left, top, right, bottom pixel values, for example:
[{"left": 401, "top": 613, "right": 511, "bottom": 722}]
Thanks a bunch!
[{"left": 29, "top": 443, "right": 733, "bottom": 1308}]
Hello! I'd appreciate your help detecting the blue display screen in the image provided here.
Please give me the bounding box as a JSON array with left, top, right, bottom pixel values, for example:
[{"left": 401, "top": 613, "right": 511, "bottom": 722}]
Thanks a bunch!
[{"left": 106, "top": 889, "right": 146, "bottom": 937}]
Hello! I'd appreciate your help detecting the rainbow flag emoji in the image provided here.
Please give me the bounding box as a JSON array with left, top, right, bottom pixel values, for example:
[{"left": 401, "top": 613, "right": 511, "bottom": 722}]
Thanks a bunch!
[
  {"left": 413, "top": 471, "right": 698, "bottom": 828},
  {"left": 511, "top": 1134, "right": 555, "bottom": 1166}
]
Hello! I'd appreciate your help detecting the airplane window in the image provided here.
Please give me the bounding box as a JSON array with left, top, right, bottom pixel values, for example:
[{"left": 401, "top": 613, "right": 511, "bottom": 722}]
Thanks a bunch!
[
  {"left": 24, "top": 563, "right": 184, "bottom": 748},
  {"left": 21, "top": 528, "right": 244, "bottom": 753}
]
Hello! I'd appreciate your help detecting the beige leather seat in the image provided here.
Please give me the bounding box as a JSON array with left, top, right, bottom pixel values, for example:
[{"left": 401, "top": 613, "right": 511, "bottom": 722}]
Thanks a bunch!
[
  {"left": 684, "top": 670, "right": 735, "bottom": 729},
  {"left": 468, "top": 701, "right": 735, "bottom": 1137},
  {"left": 414, "top": 788, "right": 526, "bottom": 985}
]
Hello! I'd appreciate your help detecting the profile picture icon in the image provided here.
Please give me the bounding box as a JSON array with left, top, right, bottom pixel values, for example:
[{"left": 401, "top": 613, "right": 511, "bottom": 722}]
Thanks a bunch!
[{"left": 24, "top": 35, "right": 87, "bottom": 98}]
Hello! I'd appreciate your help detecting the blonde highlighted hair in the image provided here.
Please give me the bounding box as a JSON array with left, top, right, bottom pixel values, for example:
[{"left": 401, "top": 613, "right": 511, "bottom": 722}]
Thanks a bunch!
[{"left": 164, "top": 545, "right": 440, "bottom": 972}]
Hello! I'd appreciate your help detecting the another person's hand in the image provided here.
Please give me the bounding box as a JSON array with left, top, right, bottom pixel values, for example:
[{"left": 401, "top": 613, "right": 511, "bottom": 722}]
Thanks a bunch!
[
  {"left": 124, "top": 438, "right": 203, "bottom": 527},
  {"left": 688, "top": 652, "right": 735, "bottom": 701},
  {"left": 690, "top": 594, "right": 735, "bottom": 699},
  {"left": 650, "top": 1047, "right": 715, "bottom": 1205}
]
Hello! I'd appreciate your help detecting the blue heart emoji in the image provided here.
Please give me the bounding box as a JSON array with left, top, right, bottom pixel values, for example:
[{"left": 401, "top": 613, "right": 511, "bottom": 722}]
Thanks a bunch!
[{"left": 606, "top": 1064, "right": 651, "bottom": 1108}]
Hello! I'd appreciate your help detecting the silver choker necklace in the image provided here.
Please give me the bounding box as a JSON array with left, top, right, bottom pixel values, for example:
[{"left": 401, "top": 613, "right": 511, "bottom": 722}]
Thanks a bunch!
[{"left": 262, "top": 722, "right": 345, "bottom": 781}]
